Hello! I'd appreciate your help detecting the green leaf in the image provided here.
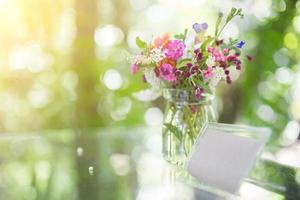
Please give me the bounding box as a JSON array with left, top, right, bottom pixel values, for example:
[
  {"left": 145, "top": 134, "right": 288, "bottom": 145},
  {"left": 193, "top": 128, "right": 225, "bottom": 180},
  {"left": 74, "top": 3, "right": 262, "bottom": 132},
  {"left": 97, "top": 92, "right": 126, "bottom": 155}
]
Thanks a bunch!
[
  {"left": 226, "top": 7, "right": 244, "bottom": 22},
  {"left": 164, "top": 123, "right": 182, "bottom": 141},
  {"left": 237, "top": 8, "right": 244, "bottom": 18},
  {"left": 174, "top": 34, "right": 184, "bottom": 40},
  {"left": 174, "top": 29, "right": 188, "bottom": 41},
  {"left": 177, "top": 58, "right": 192, "bottom": 68},
  {"left": 214, "top": 12, "right": 223, "bottom": 37},
  {"left": 193, "top": 79, "right": 211, "bottom": 93},
  {"left": 200, "top": 37, "right": 215, "bottom": 52},
  {"left": 215, "top": 7, "right": 244, "bottom": 39},
  {"left": 183, "top": 29, "right": 188, "bottom": 41},
  {"left": 136, "top": 36, "right": 147, "bottom": 49}
]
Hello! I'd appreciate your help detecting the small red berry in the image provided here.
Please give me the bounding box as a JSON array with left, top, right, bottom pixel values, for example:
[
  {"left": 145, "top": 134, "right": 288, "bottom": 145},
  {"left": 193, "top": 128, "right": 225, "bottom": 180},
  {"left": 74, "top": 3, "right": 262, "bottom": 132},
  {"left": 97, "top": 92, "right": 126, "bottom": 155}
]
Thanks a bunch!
[
  {"left": 216, "top": 39, "right": 223, "bottom": 46},
  {"left": 246, "top": 55, "right": 253, "bottom": 61},
  {"left": 175, "top": 70, "right": 181, "bottom": 77},
  {"left": 186, "top": 63, "right": 193, "bottom": 68}
]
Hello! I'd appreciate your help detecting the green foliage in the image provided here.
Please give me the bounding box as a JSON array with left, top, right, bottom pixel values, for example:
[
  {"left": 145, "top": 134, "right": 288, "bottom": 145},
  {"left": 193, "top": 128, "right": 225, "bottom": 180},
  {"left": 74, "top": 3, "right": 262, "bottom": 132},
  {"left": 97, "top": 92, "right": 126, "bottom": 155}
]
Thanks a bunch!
[
  {"left": 174, "top": 28, "right": 188, "bottom": 41},
  {"left": 215, "top": 7, "right": 244, "bottom": 39},
  {"left": 164, "top": 123, "right": 182, "bottom": 141},
  {"left": 177, "top": 58, "right": 192, "bottom": 68},
  {"left": 136, "top": 36, "right": 147, "bottom": 49},
  {"left": 200, "top": 36, "right": 214, "bottom": 52},
  {"left": 225, "top": 8, "right": 244, "bottom": 23}
]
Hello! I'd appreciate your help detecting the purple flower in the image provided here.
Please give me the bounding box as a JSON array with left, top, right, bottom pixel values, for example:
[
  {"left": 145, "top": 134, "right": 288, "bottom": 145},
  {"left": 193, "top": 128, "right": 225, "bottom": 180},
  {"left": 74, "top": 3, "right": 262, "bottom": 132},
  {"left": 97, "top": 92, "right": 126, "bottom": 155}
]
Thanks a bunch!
[
  {"left": 159, "top": 63, "right": 176, "bottom": 82},
  {"left": 236, "top": 41, "right": 245, "bottom": 48},
  {"left": 164, "top": 40, "right": 185, "bottom": 60},
  {"left": 201, "top": 23, "right": 208, "bottom": 30},
  {"left": 193, "top": 23, "right": 202, "bottom": 33},
  {"left": 192, "top": 22, "right": 208, "bottom": 33}
]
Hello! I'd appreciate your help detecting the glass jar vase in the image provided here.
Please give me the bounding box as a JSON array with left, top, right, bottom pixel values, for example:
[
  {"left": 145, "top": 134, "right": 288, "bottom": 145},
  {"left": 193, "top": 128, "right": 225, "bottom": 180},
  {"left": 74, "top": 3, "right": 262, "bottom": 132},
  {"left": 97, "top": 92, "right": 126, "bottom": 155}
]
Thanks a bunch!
[{"left": 162, "top": 88, "right": 217, "bottom": 165}]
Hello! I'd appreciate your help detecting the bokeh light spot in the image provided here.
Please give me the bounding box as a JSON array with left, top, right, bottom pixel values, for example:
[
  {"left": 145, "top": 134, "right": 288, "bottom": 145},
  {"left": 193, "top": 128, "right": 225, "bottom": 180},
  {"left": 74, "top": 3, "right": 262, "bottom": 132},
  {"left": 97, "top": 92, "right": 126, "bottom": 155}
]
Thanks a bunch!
[
  {"left": 284, "top": 33, "right": 298, "bottom": 49},
  {"left": 293, "top": 16, "right": 300, "bottom": 33},
  {"left": 252, "top": 0, "right": 272, "bottom": 21},
  {"left": 110, "top": 154, "right": 131, "bottom": 176},
  {"left": 27, "top": 85, "right": 52, "bottom": 108},
  {"left": 95, "top": 25, "right": 124, "bottom": 47},
  {"left": 280, "top": 121, "right": 300, "bottom": 145},
  {"left": 110, "top": 97, "right": 132, "bottom": 121},
  {"left": 256, "top": 104, "right": 276, "bottom": 122},
  {"left": 129, "top": 0, "right": 149, "bottom": 10},
  {"left": 9, "top": 43, "right": 53, "bottom": 72},
  {"left": 103, "top": 69, "right": 123, "bottom": 90},
  {"left": 273, "top": 48, "right": 289, "bottom": 66},
  {"left": 275, "top": 67, "right": 292, "bottom": 84},
  {"left": 144, "top": 107, "right": 163, "bottom": 126}
]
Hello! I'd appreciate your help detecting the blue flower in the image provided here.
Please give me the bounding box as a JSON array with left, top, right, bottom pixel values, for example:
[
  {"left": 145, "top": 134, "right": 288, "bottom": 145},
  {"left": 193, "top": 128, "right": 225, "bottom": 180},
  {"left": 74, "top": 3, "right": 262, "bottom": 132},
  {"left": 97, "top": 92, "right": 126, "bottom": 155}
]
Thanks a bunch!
[{"left": 236, "top": 41, "right": 245, "bottom": 48}]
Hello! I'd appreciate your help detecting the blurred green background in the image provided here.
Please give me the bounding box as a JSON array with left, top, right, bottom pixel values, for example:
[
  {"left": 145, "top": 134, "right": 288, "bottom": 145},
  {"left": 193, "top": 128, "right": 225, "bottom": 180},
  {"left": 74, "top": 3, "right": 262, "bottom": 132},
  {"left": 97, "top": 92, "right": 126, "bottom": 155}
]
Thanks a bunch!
[
  {"left": 0, "top": 0, "right": 299, "bottom": 146},
  {"left": 0, "top": 1, "right": 300, "bottom": 199}
]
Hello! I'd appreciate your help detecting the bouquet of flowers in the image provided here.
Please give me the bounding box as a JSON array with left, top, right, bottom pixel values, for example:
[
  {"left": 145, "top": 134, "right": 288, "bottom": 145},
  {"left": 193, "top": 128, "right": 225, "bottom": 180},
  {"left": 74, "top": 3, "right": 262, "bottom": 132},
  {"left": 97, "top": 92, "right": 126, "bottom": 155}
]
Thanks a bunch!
[
  {"left": 128, "top": 8, "right": 252, "bottom": 100},
  {"left": 128, "top": 8, "right": 252, "bottom": 164}
]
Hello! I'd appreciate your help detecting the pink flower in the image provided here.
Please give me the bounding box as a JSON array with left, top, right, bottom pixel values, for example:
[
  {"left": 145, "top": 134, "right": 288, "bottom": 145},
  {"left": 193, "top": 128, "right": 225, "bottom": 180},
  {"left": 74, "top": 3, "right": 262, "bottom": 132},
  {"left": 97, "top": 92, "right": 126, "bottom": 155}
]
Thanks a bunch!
[
  {"left": 213, "top": 50, "right": 226, "bottom": 62},
  {"left": 203, "top": 67, "right": 214, "bottom": 80},
  {"left": 226, "top": 55, "right": 237, "bottom": 62},
  {"left": 130, "top": 64, "right": 139, "bottom": 74},
  {"left": 159, "top": 63, "right": 176, "bottom": 82},
  {"left": 208, "top": 47, "right": 226, "bottom": 62},
  {"left": 207, "top": 46, "right": 215, "bottom": 53},
  {"left": 164, "top": 40, "right": 185, "bottom": 60}
]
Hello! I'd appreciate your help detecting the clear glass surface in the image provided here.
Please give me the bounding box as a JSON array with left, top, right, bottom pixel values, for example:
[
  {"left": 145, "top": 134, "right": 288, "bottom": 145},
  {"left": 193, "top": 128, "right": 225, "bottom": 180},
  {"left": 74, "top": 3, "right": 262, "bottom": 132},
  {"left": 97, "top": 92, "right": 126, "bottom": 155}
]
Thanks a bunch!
[
  {"left": 0, "top": 127, "right": 299, "bottom": 200},
  {"left": 162, "top": 89, "right": 218, "bottom": 165}
]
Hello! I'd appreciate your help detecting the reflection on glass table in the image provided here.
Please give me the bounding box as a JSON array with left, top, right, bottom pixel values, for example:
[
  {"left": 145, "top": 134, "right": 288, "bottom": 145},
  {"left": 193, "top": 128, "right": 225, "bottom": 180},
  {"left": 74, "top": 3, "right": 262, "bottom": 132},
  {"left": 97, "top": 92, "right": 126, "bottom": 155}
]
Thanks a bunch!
[{"left": 0, "top": 127, "right": 299, "bottom": 200}]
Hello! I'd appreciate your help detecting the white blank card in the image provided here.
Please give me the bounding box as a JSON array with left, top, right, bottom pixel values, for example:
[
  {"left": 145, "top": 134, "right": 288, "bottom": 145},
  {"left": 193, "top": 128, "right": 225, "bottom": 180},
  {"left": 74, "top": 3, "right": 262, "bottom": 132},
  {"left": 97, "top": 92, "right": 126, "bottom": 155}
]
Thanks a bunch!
[{"left": 186, "top": 123, "right": 270, "bottom": 194}]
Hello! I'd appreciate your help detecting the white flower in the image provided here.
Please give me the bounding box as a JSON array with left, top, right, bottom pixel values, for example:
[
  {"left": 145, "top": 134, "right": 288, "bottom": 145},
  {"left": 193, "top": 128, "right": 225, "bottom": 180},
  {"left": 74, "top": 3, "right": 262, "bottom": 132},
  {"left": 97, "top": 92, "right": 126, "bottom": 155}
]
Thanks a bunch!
[
  {"left": 144, "top": 68, "right": 161, "bottom": 90},
  {"left": 183, "top": 31, "right": 196, "bottom": 59},
  {"left": 141, "top": 57, "right": 152, "bottom": 65},
  {"left": 209, "top": 67, "right": 226, "bottom": 87},
  {"left": 131, "top": 64, "right": 162, "bottom": 102},
  {"left": 205, "top": 55, "right": 216, "bottom": 67},
  {"left": 227, "top": 65, "right": 241, "bottom": 81},
  {"left": 133, "top": 55, "right": 145, "bottom": 64},
  {"left": 149, "top": 47, "right": 165, "bottom": 62},
  {"left": 128, "top": 54, "right": 145, "bottom": 64},
  {"left": 214, "top": 66, "right": 226, "bottom": 79}
]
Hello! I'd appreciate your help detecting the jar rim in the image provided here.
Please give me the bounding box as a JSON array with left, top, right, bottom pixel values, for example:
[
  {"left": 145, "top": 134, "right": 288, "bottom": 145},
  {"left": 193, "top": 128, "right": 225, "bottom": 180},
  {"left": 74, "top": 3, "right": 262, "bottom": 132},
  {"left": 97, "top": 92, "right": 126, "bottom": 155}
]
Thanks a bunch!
[
  {"left": 162, "top": 88, "right": 214, "bottom": 104},
  {"left": 163, "top": 88, "right": 213, "bottom": 94}
]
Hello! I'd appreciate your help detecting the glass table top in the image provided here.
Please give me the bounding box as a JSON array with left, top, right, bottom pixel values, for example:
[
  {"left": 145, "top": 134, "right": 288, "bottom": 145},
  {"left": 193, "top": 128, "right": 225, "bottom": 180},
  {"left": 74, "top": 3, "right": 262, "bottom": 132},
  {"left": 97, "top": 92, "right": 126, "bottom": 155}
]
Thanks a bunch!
[{"left": 0, "top": 127, "right": 299, "bottom": 200}]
